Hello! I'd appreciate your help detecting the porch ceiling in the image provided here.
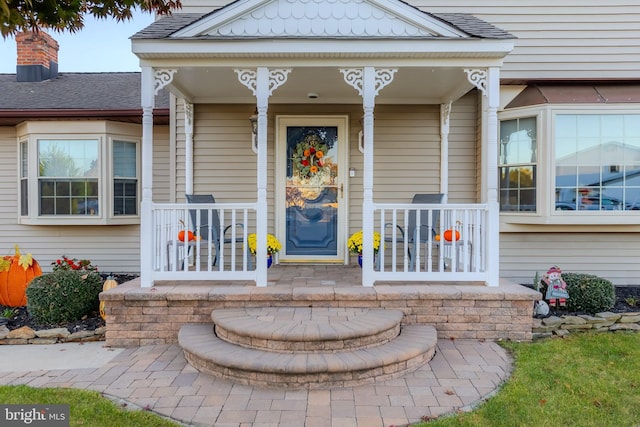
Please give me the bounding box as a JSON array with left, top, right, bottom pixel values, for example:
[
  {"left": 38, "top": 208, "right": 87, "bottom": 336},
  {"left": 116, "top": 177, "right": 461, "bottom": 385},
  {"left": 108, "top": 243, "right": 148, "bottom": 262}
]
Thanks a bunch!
[{"left": 154, "top": 65, "right": 476, "bottom": 105}]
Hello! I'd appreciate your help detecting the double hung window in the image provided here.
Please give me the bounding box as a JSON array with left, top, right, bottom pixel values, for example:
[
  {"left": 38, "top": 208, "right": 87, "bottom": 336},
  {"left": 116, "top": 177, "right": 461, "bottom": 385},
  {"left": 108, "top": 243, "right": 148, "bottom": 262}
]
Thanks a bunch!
[{"left": 499, "top": 117, "right": 537, "bottom": 212}]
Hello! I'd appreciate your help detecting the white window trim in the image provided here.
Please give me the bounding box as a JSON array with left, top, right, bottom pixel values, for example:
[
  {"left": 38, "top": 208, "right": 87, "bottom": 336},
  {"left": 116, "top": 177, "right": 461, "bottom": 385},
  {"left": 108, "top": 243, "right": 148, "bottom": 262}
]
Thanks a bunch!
[
  {"left": 17, "top": 121, "right": 141, "bottom": 226},
  {"left": 499, "top": 104, "right": 640, "bottom": 227}
]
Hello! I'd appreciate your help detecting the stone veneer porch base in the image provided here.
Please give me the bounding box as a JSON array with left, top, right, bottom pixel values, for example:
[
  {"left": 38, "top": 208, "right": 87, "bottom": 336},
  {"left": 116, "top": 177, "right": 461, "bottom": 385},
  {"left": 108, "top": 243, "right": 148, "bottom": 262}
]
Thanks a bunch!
[{"left": 101, "top": 278, "right": 541, "bottom": 347}]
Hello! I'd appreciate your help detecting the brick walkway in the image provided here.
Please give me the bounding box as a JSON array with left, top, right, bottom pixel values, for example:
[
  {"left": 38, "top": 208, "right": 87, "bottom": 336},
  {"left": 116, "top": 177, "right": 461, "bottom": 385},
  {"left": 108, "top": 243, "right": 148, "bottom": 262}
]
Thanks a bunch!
[{"left": 0, "top": 339, "right": 512, "bottom": 427}]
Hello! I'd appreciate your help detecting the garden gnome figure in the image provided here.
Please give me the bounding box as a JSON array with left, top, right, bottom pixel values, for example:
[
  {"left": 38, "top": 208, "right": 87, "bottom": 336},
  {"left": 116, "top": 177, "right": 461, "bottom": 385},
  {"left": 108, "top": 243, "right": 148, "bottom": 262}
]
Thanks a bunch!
[{"left": 543, "top": 265, "right": 569, "bottom": 307}]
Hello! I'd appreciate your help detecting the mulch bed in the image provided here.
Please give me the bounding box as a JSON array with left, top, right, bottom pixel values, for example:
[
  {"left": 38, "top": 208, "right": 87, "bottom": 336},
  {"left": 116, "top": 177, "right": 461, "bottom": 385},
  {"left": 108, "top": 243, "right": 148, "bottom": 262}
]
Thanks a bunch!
[{"left": 0, "top": 273, "right": 137, "bottom": 333}]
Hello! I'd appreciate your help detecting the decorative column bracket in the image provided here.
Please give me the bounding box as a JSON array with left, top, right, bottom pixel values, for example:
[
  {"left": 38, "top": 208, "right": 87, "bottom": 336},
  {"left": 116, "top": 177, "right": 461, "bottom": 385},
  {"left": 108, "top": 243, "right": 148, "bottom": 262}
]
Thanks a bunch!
[
  {"left": 340, "top": 68, "right": 397, "bottom": 97},
  {"left": 235, "top": 68, "right": 292, "bottom": 97},
  {"left": 154, "top": 69, "right": 177, "bottom": 95},
  {"left": 464, "top": 68, "right": 487, "bottom": 96}
]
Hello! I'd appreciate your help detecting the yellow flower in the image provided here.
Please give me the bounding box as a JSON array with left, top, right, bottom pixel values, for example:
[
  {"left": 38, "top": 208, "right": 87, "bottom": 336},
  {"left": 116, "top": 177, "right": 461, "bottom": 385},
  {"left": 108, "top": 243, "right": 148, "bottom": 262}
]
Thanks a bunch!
[
  {"left": 303, "top": 149, "right": 311, "bottom": 157},
  {"left": 315, "top": 151, "right": 324, "bottom": 158},
  {"left": 309, "top": 165, "right": 318, "bottom": 174},
  {"left": 247, "top": 233, "right": 282, "bottom": 255},
  {"left": 347, "top": 230, "right": 381, "bottom": 254}
]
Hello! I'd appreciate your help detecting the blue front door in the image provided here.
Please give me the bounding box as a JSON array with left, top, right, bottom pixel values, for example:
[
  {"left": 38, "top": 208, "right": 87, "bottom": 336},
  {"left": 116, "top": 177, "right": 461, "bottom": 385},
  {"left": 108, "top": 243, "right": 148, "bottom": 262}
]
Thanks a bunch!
[{"left": 277, "top": 116, "right": 347, "bottom": 262}]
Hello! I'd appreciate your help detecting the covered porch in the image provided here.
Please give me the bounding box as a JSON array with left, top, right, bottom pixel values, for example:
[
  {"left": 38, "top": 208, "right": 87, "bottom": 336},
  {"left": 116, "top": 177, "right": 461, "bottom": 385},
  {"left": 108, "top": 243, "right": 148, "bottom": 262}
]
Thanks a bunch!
[{"left": 132, "top": 0, "right": 515, "bottom": 288}]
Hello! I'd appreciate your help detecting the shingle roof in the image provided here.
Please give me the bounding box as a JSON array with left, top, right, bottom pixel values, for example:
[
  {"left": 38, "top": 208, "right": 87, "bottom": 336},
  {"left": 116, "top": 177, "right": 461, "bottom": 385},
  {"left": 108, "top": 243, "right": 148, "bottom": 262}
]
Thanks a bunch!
[
  {"left": 131, "top": 13, "right": 207, "bottom": 39},
  {"left": 0, "top": 72, "right": 169, "bottom": 110},
  {"left": 431, "top": 13, "right": 514, "bottom": 39},
  {"left": 131, "top": 11, "right": 514, "bottom": 40}
]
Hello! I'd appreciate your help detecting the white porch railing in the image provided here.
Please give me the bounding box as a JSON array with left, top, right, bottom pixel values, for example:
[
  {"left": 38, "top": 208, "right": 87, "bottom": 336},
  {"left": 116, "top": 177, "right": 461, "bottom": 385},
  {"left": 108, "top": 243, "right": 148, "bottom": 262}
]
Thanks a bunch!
[
  {"left": 373, "top": 202, "right": 489, "bottom": 282},
  {"left": 147, "top": 202, "right": 488, "bottom": 284},
  {"left": 151, "top": 202, "right": 257, "bottom": 282}
]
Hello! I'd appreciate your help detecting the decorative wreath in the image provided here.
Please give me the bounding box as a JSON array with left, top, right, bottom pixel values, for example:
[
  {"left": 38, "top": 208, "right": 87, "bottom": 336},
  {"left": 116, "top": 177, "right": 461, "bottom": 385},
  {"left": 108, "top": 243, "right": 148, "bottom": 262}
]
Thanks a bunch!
[{"left": 291, "top": 134, "right": 329, "bottom": 178}]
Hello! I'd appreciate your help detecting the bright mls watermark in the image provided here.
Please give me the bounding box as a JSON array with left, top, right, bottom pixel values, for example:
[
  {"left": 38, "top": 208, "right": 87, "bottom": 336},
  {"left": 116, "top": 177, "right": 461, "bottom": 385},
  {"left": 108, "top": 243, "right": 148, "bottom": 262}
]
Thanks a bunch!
[{"left": 1, "top": 405, "right": 69, "bottom": 426}]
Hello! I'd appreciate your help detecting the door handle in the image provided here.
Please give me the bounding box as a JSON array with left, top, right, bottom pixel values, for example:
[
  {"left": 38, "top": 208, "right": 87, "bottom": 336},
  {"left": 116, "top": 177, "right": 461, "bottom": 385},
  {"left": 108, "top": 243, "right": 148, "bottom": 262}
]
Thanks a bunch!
[{"left": 340, "top": 183, "right": 344, "bottom": 198}]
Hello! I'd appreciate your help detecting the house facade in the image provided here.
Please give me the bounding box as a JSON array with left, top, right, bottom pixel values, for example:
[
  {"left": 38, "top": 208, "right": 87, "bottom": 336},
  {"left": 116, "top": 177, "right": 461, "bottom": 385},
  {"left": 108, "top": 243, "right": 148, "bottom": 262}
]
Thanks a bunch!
[{"left": 1, "top": 0, "right": 639, "bottom": 287}]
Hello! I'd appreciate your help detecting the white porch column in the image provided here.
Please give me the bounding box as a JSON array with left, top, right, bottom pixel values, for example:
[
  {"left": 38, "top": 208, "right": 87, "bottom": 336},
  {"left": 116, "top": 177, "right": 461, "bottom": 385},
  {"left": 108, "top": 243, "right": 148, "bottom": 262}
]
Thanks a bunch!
[
  {"left": 235, "top": 67, "right": 291, "bottom": 286},
  {"left": 341, "top": 67, "right": 396, "bottom": 286},
  {"left": 465, "top": 68, "right": 500, "bottom": 286},
  {"left": 140, "top": 67, "right": 176, "bottom": 287},
  {"left": 440, "top": 102, "right": 452, "bottom": 202},
  {"left": 184, "top": 102, "right": 194, "bottom": 195}
]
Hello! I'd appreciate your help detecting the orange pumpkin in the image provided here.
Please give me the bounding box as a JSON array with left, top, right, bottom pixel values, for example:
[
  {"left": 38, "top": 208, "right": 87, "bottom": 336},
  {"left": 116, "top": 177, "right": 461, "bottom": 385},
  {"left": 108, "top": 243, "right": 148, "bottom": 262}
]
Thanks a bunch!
[
  {"left": 443, "top": 229, "right": 461, "bottom": 242},
  {"left": 178, "top": 230, "right": 195, "bottom": 242},
  {"left": 0, "top": 245, "right": 42, "bottom": 307}
]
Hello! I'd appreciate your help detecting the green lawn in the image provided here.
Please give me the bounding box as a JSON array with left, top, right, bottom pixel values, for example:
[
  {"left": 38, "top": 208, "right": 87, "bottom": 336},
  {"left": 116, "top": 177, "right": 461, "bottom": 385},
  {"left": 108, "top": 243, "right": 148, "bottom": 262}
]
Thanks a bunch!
[
  {"left": 418, "top": 331, "right": 640, "bottom": 427},
  {"left": 0, "top": 386, "right": 180, "bottom": 426}
]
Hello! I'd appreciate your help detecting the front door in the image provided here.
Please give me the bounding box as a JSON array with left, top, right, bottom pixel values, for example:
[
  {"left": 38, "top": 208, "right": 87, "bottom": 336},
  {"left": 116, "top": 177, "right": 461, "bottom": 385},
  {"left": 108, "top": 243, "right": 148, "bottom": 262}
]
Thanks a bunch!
[{"left": 276, "top": 116, "right": 348, "bottom": 262}]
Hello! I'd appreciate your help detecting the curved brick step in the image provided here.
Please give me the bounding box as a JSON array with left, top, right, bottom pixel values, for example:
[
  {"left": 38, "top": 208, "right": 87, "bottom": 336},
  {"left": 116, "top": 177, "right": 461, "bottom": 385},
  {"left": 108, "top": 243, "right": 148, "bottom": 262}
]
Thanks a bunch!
[
  {"left": 211, "top": 307, "right": 404, "bottom": 351},
  {"left": 179, "top": 323, "right": 437, "bottom": 389}
]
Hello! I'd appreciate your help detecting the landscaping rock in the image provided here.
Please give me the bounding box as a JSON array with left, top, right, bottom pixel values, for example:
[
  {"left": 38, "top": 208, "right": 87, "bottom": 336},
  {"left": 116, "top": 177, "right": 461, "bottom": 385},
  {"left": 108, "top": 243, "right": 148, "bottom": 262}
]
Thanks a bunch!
[
  {"left": 596, "top": 312, "right": 622, "bottom": 322},
  {"left": 609, "top": 323, "right": 640, "bottom": 331},
  {"left": 618, "top": 313, "right": 640, "bottom": 323},
  {"left": 7, "top": 326, "right": 36, "bottom": 339},
  {"left": 561, "top": 315, "right": 587, "bottom": 325},
  {"left": 36, "top": 328, "right": 71, "bottom": 339}
]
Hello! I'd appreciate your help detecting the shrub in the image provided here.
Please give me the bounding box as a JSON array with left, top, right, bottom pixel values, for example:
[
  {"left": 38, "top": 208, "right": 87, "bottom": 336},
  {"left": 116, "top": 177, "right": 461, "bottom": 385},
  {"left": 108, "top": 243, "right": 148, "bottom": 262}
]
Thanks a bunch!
[
  {"left": 561, "top": 272, "right": 615, "bottom": 314},
  {"left": 26, "top": 270, "right": 102, "bottom": 324}
]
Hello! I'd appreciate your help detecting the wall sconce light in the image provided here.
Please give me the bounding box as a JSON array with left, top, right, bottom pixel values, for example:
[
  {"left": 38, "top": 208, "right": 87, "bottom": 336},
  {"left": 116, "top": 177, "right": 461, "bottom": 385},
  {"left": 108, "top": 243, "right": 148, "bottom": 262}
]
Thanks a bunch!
[{"left": 249, "top": 110, "right": 258, "bottom": 154}]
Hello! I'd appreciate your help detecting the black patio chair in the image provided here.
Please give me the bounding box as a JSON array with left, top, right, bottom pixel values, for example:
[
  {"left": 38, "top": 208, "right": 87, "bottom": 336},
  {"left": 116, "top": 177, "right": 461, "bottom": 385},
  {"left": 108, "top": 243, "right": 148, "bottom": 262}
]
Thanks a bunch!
[{"left": 186, "top": 194, "right": 251, "bottom": 269}]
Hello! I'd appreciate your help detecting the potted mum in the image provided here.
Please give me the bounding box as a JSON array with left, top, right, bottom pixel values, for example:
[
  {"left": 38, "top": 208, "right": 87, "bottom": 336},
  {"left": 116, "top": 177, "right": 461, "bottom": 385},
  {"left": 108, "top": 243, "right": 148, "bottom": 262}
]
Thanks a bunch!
[
  {"left": 347, "top": 230, "right": 381, "bottom": 267},
  {"left": 247, "top": 233, "right": 282, "bottom": 268}
]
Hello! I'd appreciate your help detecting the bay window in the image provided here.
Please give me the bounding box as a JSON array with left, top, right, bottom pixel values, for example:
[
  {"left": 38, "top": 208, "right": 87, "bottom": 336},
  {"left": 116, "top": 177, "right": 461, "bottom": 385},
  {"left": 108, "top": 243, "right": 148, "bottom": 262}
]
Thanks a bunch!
[
  {"left": 18, "top": 121, "right": 140, "bottom": 225},
  {"left": 499, "top": 106, "right": 640, "bottom": 223}
]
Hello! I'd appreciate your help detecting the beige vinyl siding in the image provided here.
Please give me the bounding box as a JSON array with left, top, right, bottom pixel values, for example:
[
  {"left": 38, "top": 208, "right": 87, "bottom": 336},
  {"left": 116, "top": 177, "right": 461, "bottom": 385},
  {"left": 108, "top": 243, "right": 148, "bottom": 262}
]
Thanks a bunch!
[
  {"left": 152, "top": 126, "right": 171, "bottom": 203},
  {"left": 448, "top": 92, "right": 478, "bottom": 203},
  {"left": 500, "top": 232, "right": 640, "bottom": 286},
  {"left": 0, "top": 127, "right": 18, "bottom": 219},
  {"left": 417, "top": 0, "right": 640, "bottom": 80},
  {"left": 177, "top": 0, "right": 228, "bottom": 13},
  {"left": 187, "top": 104, "right": 258, "bottom": 201},
  {"left": 0, "top": 123, "right": 168, "bottom": 274},
  {"left": 372, "top": 105, "right": 441, "bottom": 202}
]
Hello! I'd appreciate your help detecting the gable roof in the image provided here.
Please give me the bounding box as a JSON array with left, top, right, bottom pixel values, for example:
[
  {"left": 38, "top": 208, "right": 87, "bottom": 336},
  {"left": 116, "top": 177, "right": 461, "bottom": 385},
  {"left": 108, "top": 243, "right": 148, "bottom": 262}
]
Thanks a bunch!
[
  {"left": 132, "top": 1, "right": 513, "bottom": 40},
  {"left": 0, "top": 72, "right": 169, "bottom": 126}
]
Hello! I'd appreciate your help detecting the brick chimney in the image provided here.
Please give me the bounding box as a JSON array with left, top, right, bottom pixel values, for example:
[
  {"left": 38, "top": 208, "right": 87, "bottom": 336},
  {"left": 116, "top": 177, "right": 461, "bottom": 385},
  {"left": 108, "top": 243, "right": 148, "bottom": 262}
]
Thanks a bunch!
[{"left": 16, "top": 31, "right": 59, "bottom": 82}]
